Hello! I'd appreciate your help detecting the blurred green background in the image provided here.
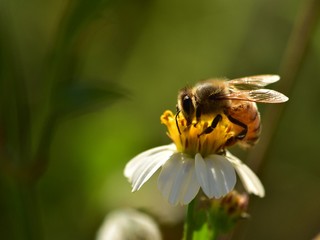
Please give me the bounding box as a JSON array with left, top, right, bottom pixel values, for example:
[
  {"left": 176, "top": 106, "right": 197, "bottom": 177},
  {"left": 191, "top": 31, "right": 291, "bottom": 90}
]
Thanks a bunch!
[{"left": 1, "top": 0, "right": 320, "bottom": 239}]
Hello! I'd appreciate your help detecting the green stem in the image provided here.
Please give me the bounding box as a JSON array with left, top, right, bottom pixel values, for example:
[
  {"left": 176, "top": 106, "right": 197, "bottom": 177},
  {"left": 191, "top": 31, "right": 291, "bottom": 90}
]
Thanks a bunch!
[
  {"left": 246, "top": 0, "right": 320, "bottom": 172},
  {"left": 208, "top": 212, "right": 219, "bottom": 240},
  {"left": 0, "top": 8, "right": 45, "bottom": 239},
  {"left": 16, "top": 183, "right": 43, "bottom": 240},
  {"left": 184, "top": 199, "right": 196, "bottom": 240},
  {"left": 183, "top": 196, "right": 219, "bottom": 240}
]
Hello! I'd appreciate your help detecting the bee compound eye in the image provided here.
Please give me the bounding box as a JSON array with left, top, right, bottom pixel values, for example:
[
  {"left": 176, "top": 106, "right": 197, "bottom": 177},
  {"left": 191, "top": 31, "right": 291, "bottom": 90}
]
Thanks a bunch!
[{"left": 182, "top": 95, "right": 193, "bottom": 114}]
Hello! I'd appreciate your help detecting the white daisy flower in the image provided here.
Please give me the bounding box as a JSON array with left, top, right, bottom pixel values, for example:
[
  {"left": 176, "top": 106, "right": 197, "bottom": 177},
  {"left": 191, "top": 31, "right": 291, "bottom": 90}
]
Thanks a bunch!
[
  {"left": 96, "top": 208, "right": 161, "bottom": 240},
  {"left": 124, "top": 110, "right": 264, "bottom": 205}
]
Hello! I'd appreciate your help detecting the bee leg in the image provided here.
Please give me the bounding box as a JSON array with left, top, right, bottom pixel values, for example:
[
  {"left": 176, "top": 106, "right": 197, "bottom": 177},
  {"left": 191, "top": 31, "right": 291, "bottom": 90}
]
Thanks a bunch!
[
  {"left": 225, "top": 137, "right": 237, "bottom": 146},
  {"left": 198, "top": 114, "right": 222, "bottom": 137},
  {"left": 193, "top": 108, "right": 202, "bottom": 127},
  {"left": 175, "top": 110, "right": 182, "bottom": 135},
  {"left": 227, "top": 115, "right": 248, "bottom": 140}
]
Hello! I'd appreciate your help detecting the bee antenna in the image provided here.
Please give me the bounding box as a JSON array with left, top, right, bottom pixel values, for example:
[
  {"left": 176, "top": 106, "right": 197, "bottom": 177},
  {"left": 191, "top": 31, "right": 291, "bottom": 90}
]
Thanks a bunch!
[{"left": 175, "top": 110, "right": 182, "bottom": 135}]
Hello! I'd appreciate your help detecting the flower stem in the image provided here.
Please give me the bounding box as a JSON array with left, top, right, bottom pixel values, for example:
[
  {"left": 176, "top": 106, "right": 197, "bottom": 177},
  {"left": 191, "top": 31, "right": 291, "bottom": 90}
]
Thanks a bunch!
[
  {"left": 183, "top": 196, "right": 218, "bottom": 240},
  {"left": 184, "top": 199, "right": 196, "bottom": 240}
]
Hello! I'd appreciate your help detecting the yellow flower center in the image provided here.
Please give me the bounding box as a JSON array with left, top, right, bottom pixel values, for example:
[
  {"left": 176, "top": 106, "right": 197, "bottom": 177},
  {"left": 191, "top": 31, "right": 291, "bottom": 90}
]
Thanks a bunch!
[{"left": 161, "top": 110, "right": 237, "bottom": 157}]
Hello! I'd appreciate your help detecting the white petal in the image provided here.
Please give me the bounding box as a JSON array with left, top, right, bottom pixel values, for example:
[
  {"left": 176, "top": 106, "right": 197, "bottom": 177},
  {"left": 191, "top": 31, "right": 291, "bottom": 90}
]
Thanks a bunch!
[
  {"left": 195, "top": 153, "right": 236, "bottom": 199},
  {"left": 124, "top": 144, "right": 175, "bottom": 191},
  {"left": 158, "top": 153, "right": 200, "bottom": 205},
  {"left": 233, "top": 163, "right": 265, "bottom": 197},
  {"left": 124, "top": 144, "right": 175, "bottom": 178},
  {"left": 194, "top": 154, "right": 219, "bottom": 197},
  {"left": 226, "top": 151, "right": 265, "bottom": 197}
]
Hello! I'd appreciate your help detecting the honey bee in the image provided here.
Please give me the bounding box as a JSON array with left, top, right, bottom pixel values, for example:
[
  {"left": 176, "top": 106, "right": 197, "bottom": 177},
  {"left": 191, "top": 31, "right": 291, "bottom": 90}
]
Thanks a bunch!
[{"left": 176, "top": 75, "right": 289, "bottom": 147}]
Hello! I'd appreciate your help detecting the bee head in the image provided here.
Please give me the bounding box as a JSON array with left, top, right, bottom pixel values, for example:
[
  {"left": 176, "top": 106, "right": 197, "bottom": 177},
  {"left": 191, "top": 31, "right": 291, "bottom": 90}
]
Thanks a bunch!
[{"left": 177, "top": 87, "right": 195, "bottom": 125}]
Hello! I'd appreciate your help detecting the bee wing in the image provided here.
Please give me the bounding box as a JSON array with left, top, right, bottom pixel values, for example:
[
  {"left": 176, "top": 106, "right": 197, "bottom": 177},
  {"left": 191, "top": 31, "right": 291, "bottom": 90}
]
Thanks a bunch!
[
  {"left": 218, "top": 89, "right": 289, "bottom": 103},
  {"left": 228, "top": 75, "right": 280, "bottom": 89}
]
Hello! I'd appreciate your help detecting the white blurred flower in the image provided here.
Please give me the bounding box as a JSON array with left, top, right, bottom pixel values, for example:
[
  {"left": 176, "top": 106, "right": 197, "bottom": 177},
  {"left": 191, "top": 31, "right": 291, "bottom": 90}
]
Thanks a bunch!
[
  {"left": 124, "top": 111, "right": 264, "bottom": 205},
  {"left": 96, "top": 208, "right": 161, "bottom": 240}
]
